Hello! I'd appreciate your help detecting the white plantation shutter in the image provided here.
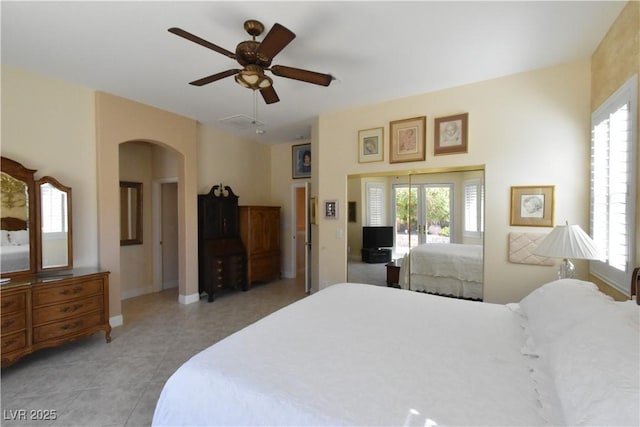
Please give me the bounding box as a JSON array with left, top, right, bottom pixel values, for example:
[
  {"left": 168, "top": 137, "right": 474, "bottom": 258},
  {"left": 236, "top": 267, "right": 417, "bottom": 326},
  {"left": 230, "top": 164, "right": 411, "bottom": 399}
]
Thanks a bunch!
[
  {"left": 40, "top": 183, "right": 68, "bottom": 233},
  {"left": 590, "top": 75, "right": 637, "bottom": 293},
  {"left": 366, "top": 182, "right": 385, "bottom": 226},
  {"left": 464, "top": 179, "right": 484, "bottom": 237}
]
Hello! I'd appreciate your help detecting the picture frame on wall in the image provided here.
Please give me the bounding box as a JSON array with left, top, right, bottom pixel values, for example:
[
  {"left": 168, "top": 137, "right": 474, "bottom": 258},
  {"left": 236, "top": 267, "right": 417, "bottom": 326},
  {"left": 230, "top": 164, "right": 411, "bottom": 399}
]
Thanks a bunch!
[
  {"left": 434, "top": 113, "right": 468, "bottom": 155},
  {"left": 389, "top": 116, "right": 426, "bottom": 163},
  {"left": 309, "top": 197, "right": 318, "bottom": 225},
  {"left": 348, "top": 201, "right": 356, "bottom": 223},
  {"left": 292, "top": 143, "right": 311, "bottom": 179},
  {"left": 510, "top": 185, "right": 555, "bottom": 227},
  {"left": 358, "top": 127, "right": 384, "bottom": 163},
  {"left": 324, "top": 200, "right": 338, "bottom": 220}
]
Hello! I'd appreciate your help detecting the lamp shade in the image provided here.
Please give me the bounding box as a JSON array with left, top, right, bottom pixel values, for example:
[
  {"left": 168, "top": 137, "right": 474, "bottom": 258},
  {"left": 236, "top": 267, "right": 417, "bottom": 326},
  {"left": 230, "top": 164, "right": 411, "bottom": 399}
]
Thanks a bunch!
[{"left": 533, "top": 223, "right": 603, "bottom": 260}]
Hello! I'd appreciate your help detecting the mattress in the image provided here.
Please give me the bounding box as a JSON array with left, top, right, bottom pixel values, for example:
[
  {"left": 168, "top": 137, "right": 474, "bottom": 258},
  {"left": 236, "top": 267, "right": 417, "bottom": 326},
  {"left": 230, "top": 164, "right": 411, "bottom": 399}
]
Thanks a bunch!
[
  {"left": 1, "top": 244, "right": 30, "bottom": 272},
  {"left": 153, "top": 283, "right": 549, "bottom": 426}
]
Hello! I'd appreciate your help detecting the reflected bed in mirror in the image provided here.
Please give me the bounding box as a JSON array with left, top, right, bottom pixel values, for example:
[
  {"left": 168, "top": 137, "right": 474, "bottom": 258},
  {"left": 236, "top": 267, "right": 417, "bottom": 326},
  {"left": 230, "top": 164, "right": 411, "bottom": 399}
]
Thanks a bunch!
[
  {"left": 1, "top": 157, "right": 37, "bottom": 277},
  {"left": 347, "top": 166, "right": 485, "bottom": 299},
  {"left": 120, "top": 181, "right": 142, "bottom": 245}
]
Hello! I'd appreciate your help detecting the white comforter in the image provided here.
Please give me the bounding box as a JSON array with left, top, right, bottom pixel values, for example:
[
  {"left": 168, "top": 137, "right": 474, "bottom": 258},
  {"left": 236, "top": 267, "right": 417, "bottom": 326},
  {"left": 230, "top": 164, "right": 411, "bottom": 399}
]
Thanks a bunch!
[
  {"left": 405, "top": 243, "right": 483, "bottom": 282},
  {"left": 153, "top": 283, "right": 549, "bottom": 426}
]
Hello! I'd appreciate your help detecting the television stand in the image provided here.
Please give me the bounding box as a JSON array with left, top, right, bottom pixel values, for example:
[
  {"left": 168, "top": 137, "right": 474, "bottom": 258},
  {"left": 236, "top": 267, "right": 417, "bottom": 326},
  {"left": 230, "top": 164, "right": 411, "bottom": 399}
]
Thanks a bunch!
[{"left": 361, "top": 248, "right": 392, "bottom": 264}]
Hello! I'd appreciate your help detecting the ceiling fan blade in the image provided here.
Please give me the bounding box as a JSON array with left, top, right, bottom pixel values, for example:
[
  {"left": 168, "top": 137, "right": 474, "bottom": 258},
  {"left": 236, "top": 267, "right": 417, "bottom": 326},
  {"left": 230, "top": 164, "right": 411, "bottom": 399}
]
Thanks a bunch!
[
  {"left": 260, "top": 86, "right": 280, "bottom": 104},
  {"left": 168, "top": 27, "right": 236, "bottom": 59},
  {"left": 270, "top": 65, "right": 333, "bottom": 87},
  {"left": 189, "top": 69, "right": 240, "bottom": 86},
  {"left": 256, "top": 23, "right": 295, "bottom": 61}
]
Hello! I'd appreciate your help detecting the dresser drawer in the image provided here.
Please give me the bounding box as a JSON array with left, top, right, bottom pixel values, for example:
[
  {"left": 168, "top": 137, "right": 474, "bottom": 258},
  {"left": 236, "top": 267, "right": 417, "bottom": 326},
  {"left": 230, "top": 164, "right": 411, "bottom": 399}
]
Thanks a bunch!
[
  {"left": 1, "top": 331, "right": 27, "bottom": 353},
  {"left": 33, "top": 295, "right": 103, "bottom": 326},
  {"left": 1, "top": 292, "right": 27, "bottom": 315},
  {"left": 33, "top": 311, "right": 104, "bottom": 343},
  {"left": 1, "top": 311, "right": 27, "bottom": 335},
  {"left": 33, "top": 279, "right": 103, "bottom": 306}
]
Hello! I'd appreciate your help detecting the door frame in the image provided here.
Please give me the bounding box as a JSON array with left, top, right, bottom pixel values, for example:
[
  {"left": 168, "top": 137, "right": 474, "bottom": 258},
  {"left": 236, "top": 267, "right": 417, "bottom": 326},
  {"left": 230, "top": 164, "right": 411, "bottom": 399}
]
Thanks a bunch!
[{"left": 291, "top": 182, "right": 310, "bottom": 292}]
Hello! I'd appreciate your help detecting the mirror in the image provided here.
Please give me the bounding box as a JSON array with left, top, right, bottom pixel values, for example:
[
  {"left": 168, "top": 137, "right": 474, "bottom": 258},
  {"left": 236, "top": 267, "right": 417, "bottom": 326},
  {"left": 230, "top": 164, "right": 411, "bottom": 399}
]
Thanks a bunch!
[
  {"left": 120, "top": 181, "right": 142, "bottom": 245},
  {"left": 36, "top": 176, "right": 72, "bottom": 271},
  {"left": 347, "top": 166, "right": 485, "bottom": 299},
  {"left": 1, "top": 157, "right": 37, "bottom": 278}
]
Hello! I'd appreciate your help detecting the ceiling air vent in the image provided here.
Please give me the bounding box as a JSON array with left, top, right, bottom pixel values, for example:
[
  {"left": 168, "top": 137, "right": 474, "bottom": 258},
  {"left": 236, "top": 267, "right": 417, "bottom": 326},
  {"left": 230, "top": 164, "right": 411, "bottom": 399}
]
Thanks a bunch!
[{"left": 218, "top": 114, "right": 265, "bottom": 130}]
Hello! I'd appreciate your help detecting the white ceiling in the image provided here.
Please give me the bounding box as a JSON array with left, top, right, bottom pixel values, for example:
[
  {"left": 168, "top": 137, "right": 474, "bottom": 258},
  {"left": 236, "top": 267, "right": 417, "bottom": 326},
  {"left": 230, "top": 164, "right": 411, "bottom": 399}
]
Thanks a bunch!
[{"left": 1, "top": 1, "right": 626, "bottom": 144}]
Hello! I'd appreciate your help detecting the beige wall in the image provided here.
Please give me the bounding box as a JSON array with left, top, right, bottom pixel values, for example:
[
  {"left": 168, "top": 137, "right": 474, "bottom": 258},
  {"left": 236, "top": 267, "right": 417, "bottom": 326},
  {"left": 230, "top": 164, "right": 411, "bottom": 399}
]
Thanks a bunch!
[
  {"left": 590, "top": 0, "right": 639, "bottom": 297},
  {"left": 1, "top": 66, "right": 99, "bottom": 270},
  {"left": 313, "top": 60, "right": 592, "bottom": 303}
]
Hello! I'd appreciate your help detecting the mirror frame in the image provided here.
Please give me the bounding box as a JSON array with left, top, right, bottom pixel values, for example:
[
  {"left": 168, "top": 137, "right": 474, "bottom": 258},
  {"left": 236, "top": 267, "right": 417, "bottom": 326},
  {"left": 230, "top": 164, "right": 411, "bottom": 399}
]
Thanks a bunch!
[
  {"left": 1, "top": 156, "right": 37, "bottom": 278},
  {"left": 120, "top": 181, "right": 143, "bottom": 246},
  {"left": 35, "top": 176, "right": 73, "bottom": 272}
]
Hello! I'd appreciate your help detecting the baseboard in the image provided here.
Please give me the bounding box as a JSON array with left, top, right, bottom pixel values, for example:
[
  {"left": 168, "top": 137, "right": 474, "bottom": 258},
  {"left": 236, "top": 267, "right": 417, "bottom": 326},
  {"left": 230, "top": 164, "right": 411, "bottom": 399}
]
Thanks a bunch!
[
  {"left": 179, "top": 292, "right": 200, "bottom": 305},
  {"left": 121, "top": 286, "right": 155, "bottom": 300},
  {"left": 110, "top": 314, "right": 124, "bottom": 327}
]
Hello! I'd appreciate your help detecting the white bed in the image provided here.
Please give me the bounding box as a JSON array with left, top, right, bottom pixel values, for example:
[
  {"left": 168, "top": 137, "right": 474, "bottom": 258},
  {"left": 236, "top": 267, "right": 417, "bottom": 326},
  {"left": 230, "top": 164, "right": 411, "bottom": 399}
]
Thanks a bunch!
[
  {"left": 1, "top": 228, "right": 30, "bottom": 272},
  {"left": 153, "top": 279, "right": 639, "bottom": 427},
  {"left": 398, "top": 243, "right": 483, "bottom": 299}
]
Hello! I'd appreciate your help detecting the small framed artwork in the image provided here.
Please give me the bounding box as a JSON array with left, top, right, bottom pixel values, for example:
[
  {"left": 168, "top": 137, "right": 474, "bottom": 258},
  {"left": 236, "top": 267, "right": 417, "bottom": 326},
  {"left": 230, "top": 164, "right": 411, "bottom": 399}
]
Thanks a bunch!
[
  {"left": 358, "top": 127, "right": 384, "bottom": 163},
  {"left": 510, "top": 185, "right": 555, "bottom": 227},
  {"left": 348, "top": 201, "right": 356, "bottom": 223},
  {"left": 389, "top": 116, "right": 426, "bottom": 163},
  {"left": 324, "top": 200, "right": 338, "bottom": 220},
  {"left": 434, "top": 113, "right": 468, "bottom": 155},
  {"left": 309, "top": 197, "right": 318, "bottom": 225},
  {"left": 292, "top": 143, "right": 311, "bottom": 179}
]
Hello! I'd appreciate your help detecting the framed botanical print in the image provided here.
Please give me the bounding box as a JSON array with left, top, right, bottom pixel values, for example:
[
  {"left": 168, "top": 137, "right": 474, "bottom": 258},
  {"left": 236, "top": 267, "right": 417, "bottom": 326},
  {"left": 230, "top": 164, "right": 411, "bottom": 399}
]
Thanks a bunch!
[
  {"left": 510, "top": 185, "right": 555, "bottom": 227},
  {"left": 389, "top": 116, "right": 426, "bottom": 163},
  {"left": 358, "top": 127, "right": 384, "bottom": 163}
]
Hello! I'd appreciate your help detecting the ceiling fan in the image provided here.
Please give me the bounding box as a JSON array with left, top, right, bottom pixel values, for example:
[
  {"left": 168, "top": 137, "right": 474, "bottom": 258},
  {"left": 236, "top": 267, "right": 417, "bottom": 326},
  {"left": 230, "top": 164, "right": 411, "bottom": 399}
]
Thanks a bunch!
[{"left": 169, "top": 20, "right": 334, "bottom": 104}]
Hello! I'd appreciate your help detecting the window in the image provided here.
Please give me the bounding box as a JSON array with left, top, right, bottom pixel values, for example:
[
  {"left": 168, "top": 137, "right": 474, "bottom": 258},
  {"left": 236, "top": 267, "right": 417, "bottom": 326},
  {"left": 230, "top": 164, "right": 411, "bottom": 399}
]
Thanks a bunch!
[
  {"left": 365, "top": 182, "right": 385, "bottom": 226},
  {"left": 463, "top": 179, "right": 484, "bottom": 238},
  {"left": 590, "top": 75, "right": 637, "bottom": 294}
]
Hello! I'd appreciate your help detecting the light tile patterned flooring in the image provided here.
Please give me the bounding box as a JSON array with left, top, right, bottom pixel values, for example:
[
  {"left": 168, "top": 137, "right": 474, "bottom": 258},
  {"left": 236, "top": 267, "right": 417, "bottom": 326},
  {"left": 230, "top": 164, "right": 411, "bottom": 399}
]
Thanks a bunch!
[{"left": 1, "top": 278, "right": 306, "bottom": 427}]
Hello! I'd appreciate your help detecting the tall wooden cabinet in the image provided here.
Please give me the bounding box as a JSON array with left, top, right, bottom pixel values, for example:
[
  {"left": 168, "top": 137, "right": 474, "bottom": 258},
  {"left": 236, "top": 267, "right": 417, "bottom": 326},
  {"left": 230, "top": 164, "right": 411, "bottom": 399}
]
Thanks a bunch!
[
  {"left": 239, "top": 206, "right": 281, "bottom": 285},
  {"left": 198, "top": 185, "right": 247, "bottom": 302}
]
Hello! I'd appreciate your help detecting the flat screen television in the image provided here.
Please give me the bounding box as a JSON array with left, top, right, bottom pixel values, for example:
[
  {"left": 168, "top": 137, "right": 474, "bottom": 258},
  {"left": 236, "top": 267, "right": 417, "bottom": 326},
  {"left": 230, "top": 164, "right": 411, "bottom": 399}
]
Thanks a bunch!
[{"left": 362, "top": 226, "right": 394, "bottom": 249}]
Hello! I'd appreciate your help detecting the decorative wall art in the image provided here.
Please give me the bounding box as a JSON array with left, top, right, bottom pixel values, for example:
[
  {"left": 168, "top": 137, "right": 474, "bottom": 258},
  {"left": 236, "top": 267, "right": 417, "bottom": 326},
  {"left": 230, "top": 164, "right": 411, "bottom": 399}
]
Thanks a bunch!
[
  {"left": 389, "top": 116, "right": 426, "bottom": 163},
  {"left": 309, "top": 197, "right": 318, "bottom": 225},
  {"left": 324, "top": 200, "right": 338, "bottom": 220},
  {"left": 348, "top": 201, "right": 356, "bottom": 223},
  {"left": 292, "top": 143, "right": 311, "bottom": 179},
  {"left": 510, "top": 185, "right": 555, "bottom": 227},
  {"left": 434, "top": 113, "right": 468, "bottom": 155},
  {"left": 358, "top": 127, "right": 384, "bottom": 163}
]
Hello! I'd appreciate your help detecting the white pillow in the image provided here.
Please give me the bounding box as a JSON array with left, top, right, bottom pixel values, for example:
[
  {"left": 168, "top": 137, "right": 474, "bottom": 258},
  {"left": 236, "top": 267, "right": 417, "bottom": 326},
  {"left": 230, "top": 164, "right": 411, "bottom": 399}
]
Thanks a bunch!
[
  {"left": 0, "top": 230, "right": 10, "bottom": 246},
  {"left": 8, "top": 229, "right": 29, "bottom": 246},
  {"left": 546, "top": 301, "right": 639, "bottom": 426},
  {"left": 519, "top": 279, "right": 613, "bottom": 348}
]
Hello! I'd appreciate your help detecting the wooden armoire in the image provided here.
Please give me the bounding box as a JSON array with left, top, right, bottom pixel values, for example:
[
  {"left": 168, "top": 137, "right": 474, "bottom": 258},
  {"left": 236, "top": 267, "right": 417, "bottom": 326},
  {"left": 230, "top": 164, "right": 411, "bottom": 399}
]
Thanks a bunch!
[
  {"left": 197, "top": 185, "right": 247, "bottom": 302},
  {"left": 239, "top": 206, "right": 281, "bottom": 285}
]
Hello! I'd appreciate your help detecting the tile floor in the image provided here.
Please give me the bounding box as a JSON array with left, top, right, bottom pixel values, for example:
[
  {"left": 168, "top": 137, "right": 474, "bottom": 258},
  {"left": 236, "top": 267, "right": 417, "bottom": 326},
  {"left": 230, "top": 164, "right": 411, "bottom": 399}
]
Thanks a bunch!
[{"left": 1, "top": 278, "right": 307, "bottom": 427}]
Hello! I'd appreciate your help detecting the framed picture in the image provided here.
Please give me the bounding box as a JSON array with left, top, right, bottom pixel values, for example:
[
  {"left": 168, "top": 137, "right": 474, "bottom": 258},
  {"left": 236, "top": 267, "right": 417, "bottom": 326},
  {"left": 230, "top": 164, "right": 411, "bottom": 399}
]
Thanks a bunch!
[
  {"left": 292, "top": 143, "right": 311, "bottom": 179},
  {"left": 510, "top": 185, "right": 555, "bottom": 227},
  {"left": 358, "top": 127, "right": 384, "bottom": 163},
  {"left": 348, "top": 201, "right": 356, "bottom": 223},
  {"left": 389, "top": 116, "right": 426, "bottom": 163},
  {"left": 324, "top": 200, "right": 338, "bottom": 220},
  {"left": 434, "top": 113, "right": 468, "bottom": 155},
  {"left": 309, "top": 197, "right": 318, "bottom": 225}
]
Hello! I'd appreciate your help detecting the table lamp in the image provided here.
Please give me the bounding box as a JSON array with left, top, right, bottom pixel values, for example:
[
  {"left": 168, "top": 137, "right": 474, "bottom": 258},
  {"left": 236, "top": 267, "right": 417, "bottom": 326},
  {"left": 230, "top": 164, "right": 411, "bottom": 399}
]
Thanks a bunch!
[{"left": 533, "top": 222, "right": 603, "bottom": 279}]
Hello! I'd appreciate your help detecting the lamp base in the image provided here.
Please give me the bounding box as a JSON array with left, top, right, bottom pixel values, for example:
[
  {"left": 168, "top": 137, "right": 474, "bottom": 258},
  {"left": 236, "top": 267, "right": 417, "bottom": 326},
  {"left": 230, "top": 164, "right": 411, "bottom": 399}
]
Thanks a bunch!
[{"left": 557, "top": 258, "right": 575, "bottom": 279}]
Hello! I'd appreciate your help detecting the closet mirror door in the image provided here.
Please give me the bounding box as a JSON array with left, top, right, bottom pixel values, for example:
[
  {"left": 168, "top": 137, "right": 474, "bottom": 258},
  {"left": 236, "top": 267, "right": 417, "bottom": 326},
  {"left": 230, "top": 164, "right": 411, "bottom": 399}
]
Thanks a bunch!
[
  {"left": 36, "top": 176, "right": 72, "bottom": 271},
  {"left": 1, "top": 157, "right": 37, "bottom": 277}
]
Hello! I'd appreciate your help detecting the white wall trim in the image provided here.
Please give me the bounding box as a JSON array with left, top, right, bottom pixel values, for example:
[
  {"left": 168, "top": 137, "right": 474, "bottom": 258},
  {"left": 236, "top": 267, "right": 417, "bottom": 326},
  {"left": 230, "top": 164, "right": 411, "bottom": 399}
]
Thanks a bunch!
[
  {"left": 180, "top": 293, "right": 200, "bottom": 305},
  {"left": 110, "top": 314, "right": 124, "bottom": 328}
]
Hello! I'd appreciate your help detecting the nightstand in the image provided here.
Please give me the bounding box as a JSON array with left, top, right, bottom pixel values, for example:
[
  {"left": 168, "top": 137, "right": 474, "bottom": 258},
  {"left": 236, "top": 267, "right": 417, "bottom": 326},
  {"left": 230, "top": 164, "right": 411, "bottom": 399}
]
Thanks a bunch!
[{"left": 385, "top": 259, "right": 402, "bottom": 287}]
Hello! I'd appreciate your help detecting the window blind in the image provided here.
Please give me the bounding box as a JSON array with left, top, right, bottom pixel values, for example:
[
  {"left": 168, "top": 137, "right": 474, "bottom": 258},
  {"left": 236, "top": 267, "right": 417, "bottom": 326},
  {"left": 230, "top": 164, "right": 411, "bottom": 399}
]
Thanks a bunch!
[{"left": 366, "top": 183, "right": 385, "bottom": 226}]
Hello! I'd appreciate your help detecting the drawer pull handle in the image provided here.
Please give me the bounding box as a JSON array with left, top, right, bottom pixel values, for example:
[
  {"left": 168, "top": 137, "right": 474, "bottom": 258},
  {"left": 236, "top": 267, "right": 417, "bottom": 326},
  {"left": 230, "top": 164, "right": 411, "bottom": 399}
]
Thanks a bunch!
[
  {"left": 60, "top": 287, "right": 83, "bottom": 295},
  {"left": 3, "top": 339, "right": 17, "bottom": 348},
  {"left": 60, "top": 304, "right": 83, "bottom": 313},
  {"left": 2, "top": 319, "right": 15, "bottom": 328},
  {"left": 60, "top": 321, "right": 82, "bottom": 331},
  {"left": 1, "top": 301, "right": 15, "bottom": 309}
]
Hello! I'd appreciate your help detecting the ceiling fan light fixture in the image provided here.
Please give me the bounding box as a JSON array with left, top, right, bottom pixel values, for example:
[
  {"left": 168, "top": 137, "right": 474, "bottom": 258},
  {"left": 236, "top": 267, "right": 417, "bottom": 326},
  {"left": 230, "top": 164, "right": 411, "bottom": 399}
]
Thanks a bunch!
[{"left": 235, "top": 65, "right": 272, "bottom": 90}]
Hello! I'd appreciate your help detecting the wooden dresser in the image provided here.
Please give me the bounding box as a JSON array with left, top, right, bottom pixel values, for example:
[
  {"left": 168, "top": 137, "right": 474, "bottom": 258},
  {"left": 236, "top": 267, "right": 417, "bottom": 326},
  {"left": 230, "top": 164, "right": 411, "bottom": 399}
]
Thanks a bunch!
[
  {"left": 239, "top": 206, "right": 281, "bottom": 285},
  {"left": 1, "top": 268, "right": 110, "bottom": 367}
]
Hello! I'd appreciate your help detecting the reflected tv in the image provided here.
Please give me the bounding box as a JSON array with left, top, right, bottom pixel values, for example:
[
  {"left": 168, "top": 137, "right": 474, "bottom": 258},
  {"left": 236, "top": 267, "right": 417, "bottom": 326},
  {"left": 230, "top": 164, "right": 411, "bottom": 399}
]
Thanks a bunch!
[{"left": 362, "top": 226, "right": 393, "bottom": 249}]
